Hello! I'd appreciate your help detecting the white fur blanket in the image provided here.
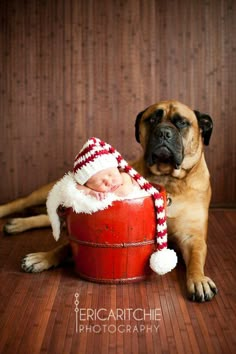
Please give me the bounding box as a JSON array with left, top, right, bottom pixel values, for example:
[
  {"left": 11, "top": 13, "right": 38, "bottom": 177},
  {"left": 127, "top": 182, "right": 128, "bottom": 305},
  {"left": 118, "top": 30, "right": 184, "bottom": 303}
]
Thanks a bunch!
[{"left": 46, "top": 172, "right": 149, "bottom": 241}]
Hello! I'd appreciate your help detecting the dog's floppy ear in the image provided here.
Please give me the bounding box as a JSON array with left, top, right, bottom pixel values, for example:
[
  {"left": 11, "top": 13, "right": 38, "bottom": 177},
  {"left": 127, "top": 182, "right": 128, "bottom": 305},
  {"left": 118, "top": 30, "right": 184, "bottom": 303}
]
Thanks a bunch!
[
  {"left": 194, "top": 110, "right": 213, "bottom": 146},
  {"left": 135, "top": 109, "right": 147, "bottom": 143}
]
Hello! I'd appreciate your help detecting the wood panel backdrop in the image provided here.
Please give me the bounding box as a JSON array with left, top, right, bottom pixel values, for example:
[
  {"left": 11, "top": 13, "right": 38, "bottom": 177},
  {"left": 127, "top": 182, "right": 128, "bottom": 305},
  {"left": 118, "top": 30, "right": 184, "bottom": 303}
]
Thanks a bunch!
[{"left": 0, "top": 0, "right": 235, "bottom": 206}]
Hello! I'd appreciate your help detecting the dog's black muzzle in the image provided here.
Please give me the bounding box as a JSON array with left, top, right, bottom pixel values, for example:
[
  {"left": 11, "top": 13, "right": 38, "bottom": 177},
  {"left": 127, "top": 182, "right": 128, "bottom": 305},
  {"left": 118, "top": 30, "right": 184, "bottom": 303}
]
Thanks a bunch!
[{"left": 145, "top": 123, "right": 184, "bottom": 169}]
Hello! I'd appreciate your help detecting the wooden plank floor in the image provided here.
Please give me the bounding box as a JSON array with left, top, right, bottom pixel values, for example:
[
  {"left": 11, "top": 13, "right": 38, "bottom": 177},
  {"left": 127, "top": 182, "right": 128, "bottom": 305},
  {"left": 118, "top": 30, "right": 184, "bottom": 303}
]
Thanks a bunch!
[{"left": 0, "top": 209, "right": 235, "bottom": 354}]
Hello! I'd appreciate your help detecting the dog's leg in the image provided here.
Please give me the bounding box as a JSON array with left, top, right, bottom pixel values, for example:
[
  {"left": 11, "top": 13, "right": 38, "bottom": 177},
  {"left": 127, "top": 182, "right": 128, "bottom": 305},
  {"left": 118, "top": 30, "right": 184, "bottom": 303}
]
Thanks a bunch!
[
  {"left": 179, "top": 236, "right": 218, "bottom": 302},
  {"left": 3, "top": 214, "right": 51, "bottom": 234},
  {"left": 21, "top": 242, "right": 71, "bottom": 273},
  {"left": 0, "top": 182, "right": 55, "bottom": 233},
  {"left": 0, "top": 182, "right": 55, "bottom": 218}
]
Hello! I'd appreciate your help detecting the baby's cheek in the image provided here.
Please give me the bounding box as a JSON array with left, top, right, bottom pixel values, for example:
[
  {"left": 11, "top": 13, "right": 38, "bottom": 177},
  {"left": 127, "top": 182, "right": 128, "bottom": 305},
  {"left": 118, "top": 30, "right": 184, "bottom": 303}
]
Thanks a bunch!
[{"left": 96, "top": 185, "right": 106, "bottom": 192}]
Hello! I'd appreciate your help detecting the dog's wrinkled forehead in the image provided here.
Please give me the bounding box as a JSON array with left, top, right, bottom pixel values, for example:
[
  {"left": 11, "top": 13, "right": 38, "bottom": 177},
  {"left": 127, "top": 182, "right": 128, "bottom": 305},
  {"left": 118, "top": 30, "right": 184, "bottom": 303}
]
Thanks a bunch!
[{"left": 142, "top": 101, "right": 196, "bottom": 123}]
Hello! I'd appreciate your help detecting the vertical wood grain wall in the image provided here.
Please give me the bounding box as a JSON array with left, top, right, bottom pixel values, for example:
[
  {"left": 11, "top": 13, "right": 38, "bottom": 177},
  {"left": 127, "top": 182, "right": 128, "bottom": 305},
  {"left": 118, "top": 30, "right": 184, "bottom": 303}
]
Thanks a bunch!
[{"left": 0, "top": 0, "right": 235, "bottom": 205}]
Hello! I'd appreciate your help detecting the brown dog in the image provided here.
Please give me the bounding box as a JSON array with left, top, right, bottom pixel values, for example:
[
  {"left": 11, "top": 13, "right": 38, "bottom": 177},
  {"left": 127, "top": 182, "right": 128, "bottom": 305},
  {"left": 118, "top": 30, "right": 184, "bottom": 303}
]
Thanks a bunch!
[
  {"left": 132, "top": 100, "right": 217, "bottom": 301},
  {"left": 0, "top": 100, "right": 217, "bottom": 301}
]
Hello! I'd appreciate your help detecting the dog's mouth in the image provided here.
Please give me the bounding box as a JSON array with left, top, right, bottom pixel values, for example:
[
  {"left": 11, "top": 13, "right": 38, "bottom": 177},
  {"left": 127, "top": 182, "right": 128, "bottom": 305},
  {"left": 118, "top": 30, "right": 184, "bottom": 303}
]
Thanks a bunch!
[
  {"left": 145, "top": 127, "right": 184, "bottom": 170},
  {"left": 152, "top": 145, "right": 175, "bottom": 163},
  {"left": 146, "top": 144, "right": 182, "bottom": 169}
]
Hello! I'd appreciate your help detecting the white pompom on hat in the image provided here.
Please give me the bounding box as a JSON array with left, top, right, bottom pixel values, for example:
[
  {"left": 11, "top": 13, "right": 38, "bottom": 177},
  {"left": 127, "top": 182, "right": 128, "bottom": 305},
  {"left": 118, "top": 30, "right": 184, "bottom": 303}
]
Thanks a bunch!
[{"left": 72, "top": 137, "right": 178, "bottom": 276}]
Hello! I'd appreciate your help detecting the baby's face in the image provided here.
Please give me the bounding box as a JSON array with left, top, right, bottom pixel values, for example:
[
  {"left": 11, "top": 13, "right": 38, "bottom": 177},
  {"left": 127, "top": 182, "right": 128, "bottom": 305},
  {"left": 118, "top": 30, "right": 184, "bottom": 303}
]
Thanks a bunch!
[{"left": 86, "top": 167, "right": 122, "bottom": 192}]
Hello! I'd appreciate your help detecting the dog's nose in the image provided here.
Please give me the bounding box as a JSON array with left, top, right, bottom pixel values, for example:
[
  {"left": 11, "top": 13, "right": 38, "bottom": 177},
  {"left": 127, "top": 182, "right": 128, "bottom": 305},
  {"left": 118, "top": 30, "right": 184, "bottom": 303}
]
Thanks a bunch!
[{"left": 157, "top": 126, "right": 173, "bottom": 141}]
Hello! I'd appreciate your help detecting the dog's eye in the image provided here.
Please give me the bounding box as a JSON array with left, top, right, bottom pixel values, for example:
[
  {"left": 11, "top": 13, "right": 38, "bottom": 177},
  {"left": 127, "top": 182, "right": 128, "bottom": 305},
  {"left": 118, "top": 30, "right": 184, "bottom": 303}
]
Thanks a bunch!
[
  {"left": 172, "top": 114, "right": 190, "bottom": 129},
  {"left": 174, "top": 119, "right": 189, "bottom": 129},
  {"left": 148, "top": 109, "right": 164, "bottom": 125},
  {"left": 149, "top": 116, "right": 157, "bottom": 124}
]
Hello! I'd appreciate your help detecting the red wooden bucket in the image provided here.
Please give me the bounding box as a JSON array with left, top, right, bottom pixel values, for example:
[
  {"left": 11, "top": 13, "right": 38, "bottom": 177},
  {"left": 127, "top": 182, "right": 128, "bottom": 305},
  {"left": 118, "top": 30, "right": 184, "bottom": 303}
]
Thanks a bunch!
[{"left": 59, "top": 184, "right": 166, "bottom": 283}]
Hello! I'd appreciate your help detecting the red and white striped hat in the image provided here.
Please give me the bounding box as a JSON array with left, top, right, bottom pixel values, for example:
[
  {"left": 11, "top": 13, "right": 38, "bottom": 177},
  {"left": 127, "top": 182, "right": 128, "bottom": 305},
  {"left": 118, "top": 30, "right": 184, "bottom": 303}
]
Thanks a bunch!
[
  {"left": 74, "top": 139, "right": 118, "bottom": 185},
  {"left": 73, "top": 137, "right": 177, "bottom": 275}
]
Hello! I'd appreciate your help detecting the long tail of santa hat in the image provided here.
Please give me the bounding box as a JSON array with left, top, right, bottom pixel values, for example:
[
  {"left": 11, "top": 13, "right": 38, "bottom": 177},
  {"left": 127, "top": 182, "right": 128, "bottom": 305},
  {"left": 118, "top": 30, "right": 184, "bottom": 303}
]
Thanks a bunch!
[{"left": 74, "top": 137, "right": 177, "bottom": 275}]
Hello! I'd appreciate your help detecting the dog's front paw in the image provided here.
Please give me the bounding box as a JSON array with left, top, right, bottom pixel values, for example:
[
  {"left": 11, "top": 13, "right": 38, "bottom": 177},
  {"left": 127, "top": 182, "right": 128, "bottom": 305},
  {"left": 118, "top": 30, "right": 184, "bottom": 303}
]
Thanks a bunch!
[
  {"left": 187, "top": 275, "right": 218, "bottom": 302},
  {"left": 21, "top": 252, "right": 53, "bottom": 273},
  {"left": 3, "top": 218, "right": 28, "bottom": 234}
]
